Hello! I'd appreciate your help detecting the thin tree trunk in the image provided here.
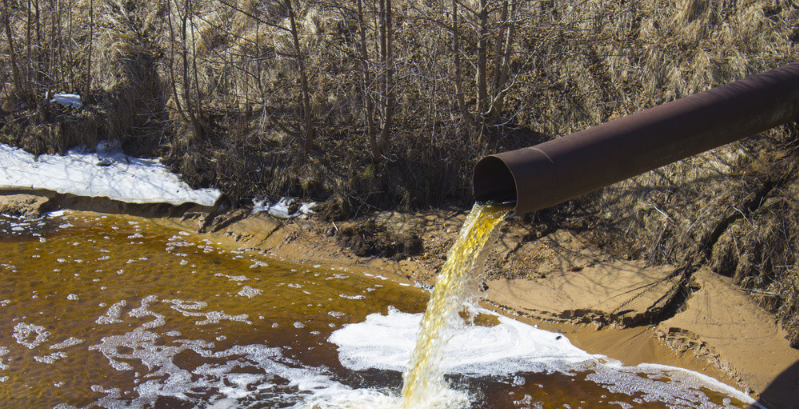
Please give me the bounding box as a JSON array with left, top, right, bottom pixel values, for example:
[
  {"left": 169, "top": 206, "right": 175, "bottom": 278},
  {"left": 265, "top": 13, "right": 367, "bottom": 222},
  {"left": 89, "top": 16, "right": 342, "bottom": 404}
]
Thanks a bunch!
[
  {"left": 26, "top": 0, "right": 32, "bottom": 89},
  {"left": 357, "top": 0, "right": 379, "bottom": 159},
  {"left": 476, "top": 0, "right": 488, "bottom": 118},
  {"left": 475, "top": 0, "right": 489, "bottom": 140},
  {"left": 53, "top": 0, "right": 61, "bottom": 90},
  {"left": 378, "top": 0, "right": 393, "bottom": 156},
  {"left": 33, "top": 0, "right": 40, "bottom": 96},
  {"left": 189, "top": 0, "right": 202, "bottom": 120},
  {"left": 452, "top": 0, "right": 465, "bottom": 112},
  {"left": 166, "top": 0, "right": 189, "bottom": 125},
  {"left": 491, "top": 0, "right": 508, "bottom": 98},
  {"left": 2, "top": 0, "right": 24, "bottom": 101},
  {"left": 489, "top": 0, "right": 516, "bottom": 122},
  {"left": 497, "top": 0, "right": 516, "bottom": 90},
  {"left": 286, "top": 0, "right": 314, "bottom": 152},
  {"left": 85, "top": 0, "right": 93, "bottom": 99},
  {"left": 181, "top": 0, "right": 203, "bottom": 140},
  {"left": 67, "top": 0, "right": 73, "bottom": 90}
]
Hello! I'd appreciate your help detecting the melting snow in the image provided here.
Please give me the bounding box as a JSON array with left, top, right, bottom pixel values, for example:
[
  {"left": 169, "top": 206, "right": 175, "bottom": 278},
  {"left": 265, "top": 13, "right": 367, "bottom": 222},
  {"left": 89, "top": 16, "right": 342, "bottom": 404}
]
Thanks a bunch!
[
  {"left": 252, "top": 197, "right": 315, "bottom": 219},
  {"left": 0, "top": 142, "right": 220, "bottom": 206},
  {"left": 49, "top": 93, "right": 82, "bottom": 108}
]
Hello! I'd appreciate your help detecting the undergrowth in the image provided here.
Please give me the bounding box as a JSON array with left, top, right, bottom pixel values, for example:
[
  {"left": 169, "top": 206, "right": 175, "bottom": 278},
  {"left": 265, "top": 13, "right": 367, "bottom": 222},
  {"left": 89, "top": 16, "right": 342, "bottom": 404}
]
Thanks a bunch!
[{"left": 1, "top": 0, "right": 798, "bottom": 344}]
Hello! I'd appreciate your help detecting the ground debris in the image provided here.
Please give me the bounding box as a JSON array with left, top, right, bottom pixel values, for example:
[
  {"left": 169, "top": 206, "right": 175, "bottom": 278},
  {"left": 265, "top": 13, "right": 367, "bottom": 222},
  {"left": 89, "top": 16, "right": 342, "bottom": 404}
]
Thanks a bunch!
[{"left": 0, "top": 193, "right": 53, "bottom": 218}]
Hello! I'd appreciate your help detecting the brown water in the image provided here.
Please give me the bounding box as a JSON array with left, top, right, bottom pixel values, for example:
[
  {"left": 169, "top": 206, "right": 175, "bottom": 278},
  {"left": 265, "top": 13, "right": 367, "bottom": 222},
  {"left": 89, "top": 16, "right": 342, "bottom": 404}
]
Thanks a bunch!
[{"left": 0, "top": 210, "right": 759, "bottom": 408}]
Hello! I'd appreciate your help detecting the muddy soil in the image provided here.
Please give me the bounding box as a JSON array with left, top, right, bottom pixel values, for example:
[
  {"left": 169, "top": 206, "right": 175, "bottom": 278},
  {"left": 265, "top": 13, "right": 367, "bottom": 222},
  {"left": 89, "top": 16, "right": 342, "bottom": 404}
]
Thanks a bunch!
[{"left": 3, "top": 191, "right": 797, "bottom": 407}]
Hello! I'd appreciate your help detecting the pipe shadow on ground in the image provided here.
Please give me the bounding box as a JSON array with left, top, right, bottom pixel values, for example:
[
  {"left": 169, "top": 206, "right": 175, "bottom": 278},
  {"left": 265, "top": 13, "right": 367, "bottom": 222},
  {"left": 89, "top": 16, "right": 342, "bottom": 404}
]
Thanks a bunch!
[{"left": 754, "top": 358, "right": 799, "bottom": 409}]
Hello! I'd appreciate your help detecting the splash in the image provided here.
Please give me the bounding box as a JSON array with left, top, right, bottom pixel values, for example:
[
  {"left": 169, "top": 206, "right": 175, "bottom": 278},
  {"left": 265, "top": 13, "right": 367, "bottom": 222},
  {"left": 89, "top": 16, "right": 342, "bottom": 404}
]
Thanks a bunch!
[{"left": 401, "top": 202, "right": 510, "bottom": 408}]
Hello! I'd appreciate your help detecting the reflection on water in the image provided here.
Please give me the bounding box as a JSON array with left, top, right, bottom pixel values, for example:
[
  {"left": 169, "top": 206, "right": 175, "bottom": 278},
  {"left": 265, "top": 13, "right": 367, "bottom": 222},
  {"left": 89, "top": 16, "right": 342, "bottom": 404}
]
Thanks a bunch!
[{"left": 0, "top": 211, "right": 758, "bottom": 408}]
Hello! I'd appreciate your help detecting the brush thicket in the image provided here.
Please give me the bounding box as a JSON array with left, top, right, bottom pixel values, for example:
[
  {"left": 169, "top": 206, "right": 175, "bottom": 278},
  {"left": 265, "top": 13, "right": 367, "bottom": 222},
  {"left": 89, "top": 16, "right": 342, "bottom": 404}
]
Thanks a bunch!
[{"left": 1, "top": 0, "right": 798, "bottom": 343}]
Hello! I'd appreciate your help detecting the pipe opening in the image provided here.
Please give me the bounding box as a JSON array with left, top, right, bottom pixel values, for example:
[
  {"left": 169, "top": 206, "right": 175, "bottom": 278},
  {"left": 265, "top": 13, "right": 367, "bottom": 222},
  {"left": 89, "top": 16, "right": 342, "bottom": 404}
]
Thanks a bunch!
[{"left": 473, "top": 156, "right": 517, "bottom": 204}]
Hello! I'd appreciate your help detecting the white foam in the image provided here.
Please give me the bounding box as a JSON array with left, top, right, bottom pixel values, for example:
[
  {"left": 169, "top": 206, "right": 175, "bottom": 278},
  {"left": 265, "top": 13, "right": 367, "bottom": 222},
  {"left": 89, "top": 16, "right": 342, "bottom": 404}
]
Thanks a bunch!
[
  {"left": 330, "top": 307, "right": 761, "bottom": 407},
  {"left": 339, "top": 294, "right": 365, "bottom": 300},
  {"left": 166, "top": 298, "right": 252, "bottom": 325},
  {"left": 587, "top": 363, "right": 765, "bottom": 408},
  {"left": 296, "top": 384, "right": 471, "bottom": 409},
  {"left": 50, "top": 337, "right": 84, "bottom": 349},
  {"left": 34, "top": 351, "right": 68, "bottom": 364},
  {"left": 215, "top": 273, "right": 248, "bottom": 282},
  {"left": 249, "top": 260, "right": 269, "bottom": 269},
  {"left": 330, "top": 307, "right": 595, "bottom": 375},
  {"left": 13, "top": 322, "right": 50, "bottom": 349},
  {"left": 236, "top": 286, "right": 262, "bottom": 298},
  {"left": 129, "top": 295, "right": 165, "bottom": 329},
  {"left": 85, "top": 312, "right": 410, "bottom": 409},
  {"left": 0, "top": 346, "right": 9, "bottom": 370}
]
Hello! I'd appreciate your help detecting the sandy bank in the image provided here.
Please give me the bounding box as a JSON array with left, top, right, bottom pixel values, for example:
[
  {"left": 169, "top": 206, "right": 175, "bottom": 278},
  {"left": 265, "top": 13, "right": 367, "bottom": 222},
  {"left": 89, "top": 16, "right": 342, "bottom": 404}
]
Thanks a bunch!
[
  {"left": 657, "top": 268, "right": 799, "bottom": 409},
  {"left": 3, "top": 191, "right": 797, "bottom": 407},
  {"left": 484, "top": 260, "right": 680, "bottom": 327}
]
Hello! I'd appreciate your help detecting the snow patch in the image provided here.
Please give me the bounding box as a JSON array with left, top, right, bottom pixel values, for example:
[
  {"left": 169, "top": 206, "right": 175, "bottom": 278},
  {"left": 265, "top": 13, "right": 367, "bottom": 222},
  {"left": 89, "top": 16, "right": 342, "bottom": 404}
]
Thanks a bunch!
[
  {"left": 252, "top": 197, "right": 315, "bottom": 219},
  {"left": 0, "top": 143, "right": 221, "bottom": 206},
  {"left": 49, "top": 93, "right": 82, "bottom": 108}
]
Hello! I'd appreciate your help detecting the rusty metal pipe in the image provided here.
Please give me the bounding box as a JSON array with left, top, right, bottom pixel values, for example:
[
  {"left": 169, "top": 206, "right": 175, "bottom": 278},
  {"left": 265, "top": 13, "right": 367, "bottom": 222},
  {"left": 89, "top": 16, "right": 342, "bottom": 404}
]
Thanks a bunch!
[{"left": 473, "top": 62, "right": 799, "bottom": 215}]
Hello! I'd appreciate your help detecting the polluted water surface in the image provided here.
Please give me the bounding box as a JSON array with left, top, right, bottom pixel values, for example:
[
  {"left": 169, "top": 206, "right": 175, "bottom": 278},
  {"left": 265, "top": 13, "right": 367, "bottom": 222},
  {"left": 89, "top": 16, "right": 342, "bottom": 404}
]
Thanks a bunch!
[{"left": 0, "top": 208, "right": 762, "bottom": 408}]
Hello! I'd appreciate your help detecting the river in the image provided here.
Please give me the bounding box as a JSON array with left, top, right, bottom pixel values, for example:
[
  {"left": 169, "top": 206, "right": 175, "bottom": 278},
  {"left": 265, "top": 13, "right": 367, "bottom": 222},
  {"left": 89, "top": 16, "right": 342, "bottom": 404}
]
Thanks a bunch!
[{"left": 0, "top": 210, "right": 758, "bottom": 408}]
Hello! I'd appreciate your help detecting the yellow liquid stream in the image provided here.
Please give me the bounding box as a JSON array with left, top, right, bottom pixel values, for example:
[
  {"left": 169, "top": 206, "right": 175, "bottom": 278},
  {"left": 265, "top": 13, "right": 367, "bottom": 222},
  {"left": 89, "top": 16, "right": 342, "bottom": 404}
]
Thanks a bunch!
[{"left": 401, "top": 203, "right": 510, "bottom": 409}]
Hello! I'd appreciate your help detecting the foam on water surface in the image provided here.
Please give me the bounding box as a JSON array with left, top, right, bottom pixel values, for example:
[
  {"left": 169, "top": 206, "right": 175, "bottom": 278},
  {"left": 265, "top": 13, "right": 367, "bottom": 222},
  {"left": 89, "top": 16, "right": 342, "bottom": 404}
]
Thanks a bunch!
[
  {"left": 330, "top": 307, "right": 761, "bottom": 408},
  {"left": 333, "top": 202, "right": 760, "bottom": 409},
  {"left": 330, "top": 307, "right": 592, "bottom": 375}
]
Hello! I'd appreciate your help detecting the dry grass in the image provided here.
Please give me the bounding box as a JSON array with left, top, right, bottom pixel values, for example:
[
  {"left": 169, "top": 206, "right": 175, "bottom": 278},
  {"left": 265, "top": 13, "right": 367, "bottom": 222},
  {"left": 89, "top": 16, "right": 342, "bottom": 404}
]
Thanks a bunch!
[
  {"left": 581, "top": 128, "right": 799, "bottom": 345},
  {"left": 1, "top": 0, "right": 798, "bottom": 341}
]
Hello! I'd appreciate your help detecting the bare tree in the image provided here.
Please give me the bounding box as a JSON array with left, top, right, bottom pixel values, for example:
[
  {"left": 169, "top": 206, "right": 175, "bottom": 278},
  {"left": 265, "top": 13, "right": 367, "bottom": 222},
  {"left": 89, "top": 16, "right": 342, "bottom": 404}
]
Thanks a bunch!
[
  {"left": 285, "top": 0, "right": 315, "bottom": 152},
  {"left": 376, "top": 0, "right": 394, "bottom": 160},
  {"left": 468, "top": 0, "right": 519, "bottom": 137},
  {"left": 166, "top": 0, "right": 205, "bottom": 142},
  {"left": 84, "top": 0, "right": 93, "bottom": 99},
  {"left": 350, "top": 0, "right": 394, "bottom": 161},
  {"left": 412, "top": 0, "right": 520, "bottom": 139},
  {"left": 452, "top": 0, "right": 465, "bottom": 112},
  {"left": 2, "top": 0, "right": 25, "bottom": 102},
  {"left": 488, "top": 0, "right": 517, "bottom": 123},
  {"left": 217, "top": 0, "right": 316, "bottom": 154}
]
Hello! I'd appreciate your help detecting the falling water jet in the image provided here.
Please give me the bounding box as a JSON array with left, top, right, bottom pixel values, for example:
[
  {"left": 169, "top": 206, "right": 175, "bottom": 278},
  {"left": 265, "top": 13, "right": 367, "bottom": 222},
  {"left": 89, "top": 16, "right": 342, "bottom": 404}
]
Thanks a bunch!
[{"left": 401, "top": 202, "right": 511, "bottom": 409}]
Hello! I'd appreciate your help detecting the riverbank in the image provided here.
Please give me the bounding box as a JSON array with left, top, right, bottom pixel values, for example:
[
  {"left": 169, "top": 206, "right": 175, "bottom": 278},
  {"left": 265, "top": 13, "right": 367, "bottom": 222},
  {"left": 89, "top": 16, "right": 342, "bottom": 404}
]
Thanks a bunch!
[{"left": 2, "top": 191, "right": 796, "bottom": 408}]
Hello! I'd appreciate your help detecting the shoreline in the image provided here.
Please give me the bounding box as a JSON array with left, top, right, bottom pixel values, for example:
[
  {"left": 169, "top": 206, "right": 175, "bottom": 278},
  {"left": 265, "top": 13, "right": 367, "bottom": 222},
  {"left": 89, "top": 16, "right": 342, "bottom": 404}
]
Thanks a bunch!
[{"left": 2, "top": 191, "right": 797, "bottom": 407}]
